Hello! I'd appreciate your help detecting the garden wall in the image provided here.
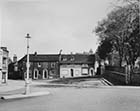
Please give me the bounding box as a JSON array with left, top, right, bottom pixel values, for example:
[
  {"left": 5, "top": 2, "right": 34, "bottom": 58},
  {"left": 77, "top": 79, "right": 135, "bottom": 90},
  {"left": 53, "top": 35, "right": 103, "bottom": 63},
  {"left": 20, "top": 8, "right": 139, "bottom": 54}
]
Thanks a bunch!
[{"left": 103, "top": 66, "right": 140, "bottom": 85}]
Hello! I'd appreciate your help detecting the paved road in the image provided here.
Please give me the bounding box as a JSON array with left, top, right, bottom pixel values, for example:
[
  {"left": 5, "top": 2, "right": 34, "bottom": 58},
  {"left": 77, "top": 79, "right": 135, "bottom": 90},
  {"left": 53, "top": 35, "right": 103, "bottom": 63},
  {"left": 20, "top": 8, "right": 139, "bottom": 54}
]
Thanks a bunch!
[{"left": 1, "top": 86, "right": 140, "bottom": 111}]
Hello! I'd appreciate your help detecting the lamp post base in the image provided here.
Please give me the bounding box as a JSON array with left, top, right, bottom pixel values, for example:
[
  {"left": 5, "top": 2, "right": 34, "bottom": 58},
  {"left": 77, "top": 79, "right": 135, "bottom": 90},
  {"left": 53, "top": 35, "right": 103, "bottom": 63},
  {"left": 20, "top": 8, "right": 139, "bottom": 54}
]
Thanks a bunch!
[{"left": 25, "top": 80, "right": 30, "bottom": 95}]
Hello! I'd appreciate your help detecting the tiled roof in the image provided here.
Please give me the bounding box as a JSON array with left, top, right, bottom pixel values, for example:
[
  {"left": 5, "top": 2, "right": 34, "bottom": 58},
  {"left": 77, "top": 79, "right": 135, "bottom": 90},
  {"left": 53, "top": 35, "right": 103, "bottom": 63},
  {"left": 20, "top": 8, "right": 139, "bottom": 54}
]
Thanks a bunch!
[
  {"left": 18, "top": 54, "right": 59, "bottom": 62},
  {"left": 18, "top": 54, "right": 95, "bottom": 64},
  {"left": 30, "top": 54, "right": 59, "bottom": 62},
  {"left": 60, "top": 54, "right": 95, "bottom": 64}
]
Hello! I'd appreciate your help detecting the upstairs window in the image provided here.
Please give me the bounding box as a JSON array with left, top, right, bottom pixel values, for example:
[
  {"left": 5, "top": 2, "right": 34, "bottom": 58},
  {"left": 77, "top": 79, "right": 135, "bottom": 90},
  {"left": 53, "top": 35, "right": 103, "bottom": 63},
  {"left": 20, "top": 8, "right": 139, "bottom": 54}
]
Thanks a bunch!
[
  {"left": 62, "top": 57, "right": 67, "bottom": 61},
  {"left": 3, "top": 57, "right": 7, "bottom": 65},
  {"left": 70, "top": 56, "right": 75, "bottom": 61},
  {"left": 51, "top": 62, "right": 55, "bottom": 68},
  {"left": 38, "top": 62, "right": 41, "bottom": 67}
]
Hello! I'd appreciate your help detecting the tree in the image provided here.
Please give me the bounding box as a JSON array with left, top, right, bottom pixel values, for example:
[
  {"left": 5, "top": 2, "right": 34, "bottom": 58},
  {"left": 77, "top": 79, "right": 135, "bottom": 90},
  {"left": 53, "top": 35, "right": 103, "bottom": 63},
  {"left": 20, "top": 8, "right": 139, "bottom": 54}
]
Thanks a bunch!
[
  {"left": 96, "top": 38, "right": 113, "bottom": 60},
  {"left": 95, "top": 1, "right": 140, "bottom": 69}
]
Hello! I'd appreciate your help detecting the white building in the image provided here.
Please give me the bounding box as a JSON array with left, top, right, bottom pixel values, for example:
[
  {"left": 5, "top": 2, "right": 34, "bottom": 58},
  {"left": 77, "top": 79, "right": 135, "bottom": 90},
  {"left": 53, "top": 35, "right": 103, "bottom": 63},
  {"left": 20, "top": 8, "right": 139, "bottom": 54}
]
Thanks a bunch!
[
  {"left": 59, "top": 54, "right": 95, "bottom": 78},
  {"left": 0, "top": 47, "right": 9, "bottom": 84}
]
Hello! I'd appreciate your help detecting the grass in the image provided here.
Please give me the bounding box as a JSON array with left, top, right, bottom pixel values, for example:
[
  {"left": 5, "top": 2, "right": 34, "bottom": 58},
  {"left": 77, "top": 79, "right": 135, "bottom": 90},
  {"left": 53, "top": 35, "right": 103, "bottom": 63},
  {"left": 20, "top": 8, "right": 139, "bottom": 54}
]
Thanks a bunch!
[{"left": 49, "top": 76, "right": 101, "bottom": 84}]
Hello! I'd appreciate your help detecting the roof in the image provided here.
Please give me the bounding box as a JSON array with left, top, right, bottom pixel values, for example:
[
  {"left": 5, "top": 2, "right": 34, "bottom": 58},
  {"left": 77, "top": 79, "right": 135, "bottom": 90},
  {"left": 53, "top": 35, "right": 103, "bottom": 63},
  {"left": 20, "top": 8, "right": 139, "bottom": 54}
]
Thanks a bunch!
[
  {"left": 18, "top": 54, "right": 95, "bottom": 64},
  {"left": 18, "top": 54, "right": 59, "bottom": 62},
  {"left": 0, "top": 47, "right": 9, "bottom": 52},
  {"left": 60, "top": 54, "right": 95, "bottom": 64}
]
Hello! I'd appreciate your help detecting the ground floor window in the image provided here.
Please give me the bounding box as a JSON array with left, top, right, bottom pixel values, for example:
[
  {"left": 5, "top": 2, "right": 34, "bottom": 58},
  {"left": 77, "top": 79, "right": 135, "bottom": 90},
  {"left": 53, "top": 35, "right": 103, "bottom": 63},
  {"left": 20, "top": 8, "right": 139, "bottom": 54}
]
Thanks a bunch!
[
  {"left": 2, "top": 72, "right": 6, "bottom": 83},
  {"left": 82, "top": 68, "right": 88, "bottom": 75}
]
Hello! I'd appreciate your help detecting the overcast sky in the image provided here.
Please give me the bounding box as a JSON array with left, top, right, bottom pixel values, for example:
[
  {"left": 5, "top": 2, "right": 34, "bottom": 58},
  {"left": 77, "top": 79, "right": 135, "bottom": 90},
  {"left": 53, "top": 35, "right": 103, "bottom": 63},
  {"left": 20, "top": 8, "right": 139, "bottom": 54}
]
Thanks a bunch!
[{"left": 0, "top": 0, "right": 114, "bottom": 59}]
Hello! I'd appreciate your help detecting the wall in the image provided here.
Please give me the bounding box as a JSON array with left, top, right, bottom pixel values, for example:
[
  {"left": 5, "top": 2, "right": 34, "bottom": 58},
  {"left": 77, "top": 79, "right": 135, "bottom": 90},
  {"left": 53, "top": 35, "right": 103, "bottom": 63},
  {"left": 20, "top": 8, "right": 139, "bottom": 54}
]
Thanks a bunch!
[
  {"left": 18, "top": 60, "right": 59, "bottom": 80},
  {"left": 0, "top": 48, "right": 8, "bottom": 84},
  {"left": 60, "top": 65, "right": 82, "bottom": 78},
  {"left": 104, "top": 66, "right": 140, "bottom": 85}
]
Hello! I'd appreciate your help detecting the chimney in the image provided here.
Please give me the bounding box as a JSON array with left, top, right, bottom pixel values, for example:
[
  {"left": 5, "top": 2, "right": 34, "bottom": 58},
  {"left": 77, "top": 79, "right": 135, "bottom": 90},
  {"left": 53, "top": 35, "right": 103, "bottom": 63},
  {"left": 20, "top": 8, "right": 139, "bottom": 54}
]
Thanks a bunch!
[
  {"left": 13, "top": 54, "right": 17, "bottom": 63},
  {"left": 34, "top": 51, "right": 37, "bottom": 56},
  {"left": 59, "top": 49, "right": 62, "bottom": 61}
]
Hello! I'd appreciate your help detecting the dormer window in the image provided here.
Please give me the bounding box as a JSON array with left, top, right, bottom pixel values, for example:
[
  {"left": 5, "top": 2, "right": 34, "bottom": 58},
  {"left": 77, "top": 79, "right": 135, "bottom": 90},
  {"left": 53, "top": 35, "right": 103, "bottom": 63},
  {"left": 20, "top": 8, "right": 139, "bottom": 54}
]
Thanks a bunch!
[
  {"left": 62, "top": 57, "right": 67, "bottom": 61},
  {"left": 70, "top": 56, "right": 75, "bottom": 61}
]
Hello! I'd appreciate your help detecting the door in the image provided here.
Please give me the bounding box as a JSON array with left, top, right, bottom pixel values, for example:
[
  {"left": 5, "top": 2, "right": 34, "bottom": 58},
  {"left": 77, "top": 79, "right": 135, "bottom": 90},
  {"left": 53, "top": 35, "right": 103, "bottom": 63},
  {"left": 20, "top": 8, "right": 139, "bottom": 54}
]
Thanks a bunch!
[{"left": 71, "top": 69, "right": 74, "bottom": 77}]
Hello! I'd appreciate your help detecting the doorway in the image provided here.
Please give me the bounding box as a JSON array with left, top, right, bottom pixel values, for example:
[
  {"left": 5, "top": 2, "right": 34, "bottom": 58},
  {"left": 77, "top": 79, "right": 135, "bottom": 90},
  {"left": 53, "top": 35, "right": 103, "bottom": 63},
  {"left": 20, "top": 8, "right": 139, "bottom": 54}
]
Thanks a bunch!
[
  {"left": 43, "top": 69, "right": 48, "bottom": 79},
  {"left": 70, "top": 69, "right": 74, "bottom": 77},
  {"left": 34, "top": 69, "right": 38, "bottom": 79}
]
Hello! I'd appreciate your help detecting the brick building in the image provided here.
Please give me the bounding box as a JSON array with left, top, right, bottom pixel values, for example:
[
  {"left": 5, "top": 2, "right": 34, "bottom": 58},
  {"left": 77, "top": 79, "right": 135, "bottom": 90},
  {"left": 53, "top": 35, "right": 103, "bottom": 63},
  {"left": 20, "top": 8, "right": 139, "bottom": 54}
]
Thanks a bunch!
[{"left": 17, "top": 53, "right": 59, "bottom": 80}]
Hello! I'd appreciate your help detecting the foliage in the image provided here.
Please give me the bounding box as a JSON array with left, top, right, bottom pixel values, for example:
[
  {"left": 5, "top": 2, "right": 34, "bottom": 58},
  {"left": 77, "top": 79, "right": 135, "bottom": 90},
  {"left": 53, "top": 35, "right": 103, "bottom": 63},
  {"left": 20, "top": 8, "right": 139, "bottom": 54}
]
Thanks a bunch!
[
  {"left": 96, "top": 38, "right": 113, "bottom": 60},
  {"left": 95, "top": 1, "right": 140, "bottom": 67}
]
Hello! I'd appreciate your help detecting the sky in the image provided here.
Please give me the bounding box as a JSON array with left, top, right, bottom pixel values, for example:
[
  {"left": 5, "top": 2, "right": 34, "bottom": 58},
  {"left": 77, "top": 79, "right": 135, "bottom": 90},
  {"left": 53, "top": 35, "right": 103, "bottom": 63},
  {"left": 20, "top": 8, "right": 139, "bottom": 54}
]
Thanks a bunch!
[{"left": 0, "top": 0, "right": 114, "bottom": 60}]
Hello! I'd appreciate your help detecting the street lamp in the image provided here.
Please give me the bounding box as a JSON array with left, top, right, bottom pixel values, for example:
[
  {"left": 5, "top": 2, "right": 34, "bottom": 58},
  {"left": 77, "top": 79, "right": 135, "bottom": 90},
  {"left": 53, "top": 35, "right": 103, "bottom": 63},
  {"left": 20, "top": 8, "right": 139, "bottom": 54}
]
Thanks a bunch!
[{"left": 25, "top": 33, "right": 31, "bottom": 95}]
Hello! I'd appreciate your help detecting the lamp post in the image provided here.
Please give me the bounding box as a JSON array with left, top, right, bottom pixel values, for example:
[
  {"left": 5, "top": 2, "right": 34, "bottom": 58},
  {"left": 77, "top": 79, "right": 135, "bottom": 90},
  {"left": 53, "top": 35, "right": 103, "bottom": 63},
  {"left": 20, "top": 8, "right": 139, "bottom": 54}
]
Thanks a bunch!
[{"left": 25, "top": 33, "right": 31, "bottom": 95}]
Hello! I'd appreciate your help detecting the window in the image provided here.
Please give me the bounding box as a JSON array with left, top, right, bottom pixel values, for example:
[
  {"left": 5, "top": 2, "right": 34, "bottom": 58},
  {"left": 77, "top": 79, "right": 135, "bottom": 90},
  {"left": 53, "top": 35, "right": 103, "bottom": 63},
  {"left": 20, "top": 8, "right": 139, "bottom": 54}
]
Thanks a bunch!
[
  {"left": 82, "top": 68, "right": 88, "bottom": 75},
  {"left": 70, "top": 56, "right": 75, "bottom": 61},
  {"left": 3, "top": 57, "right": 6, "bottom": 65},
  {"left": 62, "top": 70, "right": 68, "bottom": 75},
  {"left": 38, "top": 62, "right": 41, "bottom": 67},
  {"left": 51, "top": 62, "right": 55, "bottom": 68},
  {"left": 75, "top": 70, "right": 80, "bottom": 75},
  {"left": 62, "top": 57, "right": 67, "bottom": 61}
]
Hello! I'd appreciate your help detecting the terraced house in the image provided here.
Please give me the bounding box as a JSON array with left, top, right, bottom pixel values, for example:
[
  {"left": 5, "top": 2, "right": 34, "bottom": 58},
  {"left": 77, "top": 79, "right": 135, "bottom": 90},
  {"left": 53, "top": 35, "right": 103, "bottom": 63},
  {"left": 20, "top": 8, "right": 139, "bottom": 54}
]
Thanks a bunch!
[
  {"left": 17, "top": 53, "right": 59, "bottom": 80},
  {"left": 59, "top": 54, "right": 95, "bottom": 78},
  {"left": 9, "top": 52, "right": 95, "bottom": 80}
]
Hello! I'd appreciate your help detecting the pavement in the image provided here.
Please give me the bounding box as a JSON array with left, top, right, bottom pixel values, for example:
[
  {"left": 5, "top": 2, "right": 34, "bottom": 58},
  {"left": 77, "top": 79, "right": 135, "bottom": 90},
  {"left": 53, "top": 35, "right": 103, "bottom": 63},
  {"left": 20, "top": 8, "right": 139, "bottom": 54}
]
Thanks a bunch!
[
  {"left": 0, "top": 78, "right": 111, "bottom": 100},
  {"left": 0, "top": 80, "right": 50, "bottom": 100},
  {"left": 0, "top": 80, "right": 25, "bottom": 93}
]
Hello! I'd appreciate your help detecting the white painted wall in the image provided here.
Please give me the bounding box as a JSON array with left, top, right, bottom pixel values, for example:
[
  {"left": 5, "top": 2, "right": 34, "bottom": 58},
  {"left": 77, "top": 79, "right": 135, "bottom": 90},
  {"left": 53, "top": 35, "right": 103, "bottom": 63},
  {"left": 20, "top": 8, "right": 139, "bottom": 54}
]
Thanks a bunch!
[
  {"left": 60, "top": 68, "right": 70, "bottom": 78},
  {"left": 60, "top": 65, "right": 82, "bottom": 78}
]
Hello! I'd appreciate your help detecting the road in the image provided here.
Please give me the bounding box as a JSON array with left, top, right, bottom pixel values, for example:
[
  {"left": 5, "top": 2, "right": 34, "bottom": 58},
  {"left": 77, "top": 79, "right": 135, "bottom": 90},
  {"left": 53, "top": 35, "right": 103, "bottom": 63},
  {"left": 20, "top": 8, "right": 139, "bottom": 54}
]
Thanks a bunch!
[{"left": 0, "top": 79, "right": 140, "bottom": 111}]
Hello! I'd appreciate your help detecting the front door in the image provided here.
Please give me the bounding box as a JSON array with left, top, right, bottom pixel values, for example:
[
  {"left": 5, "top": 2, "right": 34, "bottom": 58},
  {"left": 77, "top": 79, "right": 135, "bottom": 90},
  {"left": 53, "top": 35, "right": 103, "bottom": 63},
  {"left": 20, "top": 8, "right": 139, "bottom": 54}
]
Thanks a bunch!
[{"left": 71, "top": 69, "right": 74, "bottom": 77}]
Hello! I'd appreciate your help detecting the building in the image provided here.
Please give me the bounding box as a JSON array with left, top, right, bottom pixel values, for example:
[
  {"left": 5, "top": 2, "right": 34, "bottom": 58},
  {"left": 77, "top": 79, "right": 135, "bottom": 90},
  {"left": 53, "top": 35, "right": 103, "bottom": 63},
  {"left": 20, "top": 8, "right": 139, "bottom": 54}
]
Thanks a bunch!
[
  {"left": 17, "top": 53, "right": 59, "bottom": 80},
  {"left": 8, "top": 53, "right": 95, "bottom": 80},
  {"left": 59, "top": 54, "right": 95, "bottom": 78},
  {"left": 9, "top": 53, "right": 59, "bottom": 80},
  {"left": 0, "top": 47, "right": 9, "bottom": 84},
  {"left": 8, "top": 54, "right": 19, "bottom": 79}
]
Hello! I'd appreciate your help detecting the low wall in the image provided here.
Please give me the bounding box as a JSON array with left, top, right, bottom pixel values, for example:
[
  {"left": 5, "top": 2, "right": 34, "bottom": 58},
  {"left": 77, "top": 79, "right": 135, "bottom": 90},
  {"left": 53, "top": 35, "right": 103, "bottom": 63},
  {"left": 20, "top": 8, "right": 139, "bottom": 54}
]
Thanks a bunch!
[
  {"left": 103, "top": 70, "right": 126, "bottom": 85},
  {"left": 104, "top": 66, "right": 140, "bottom": 85},
  {"left": 131, "top": 73, "right": 140, "bottom": 85}
]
